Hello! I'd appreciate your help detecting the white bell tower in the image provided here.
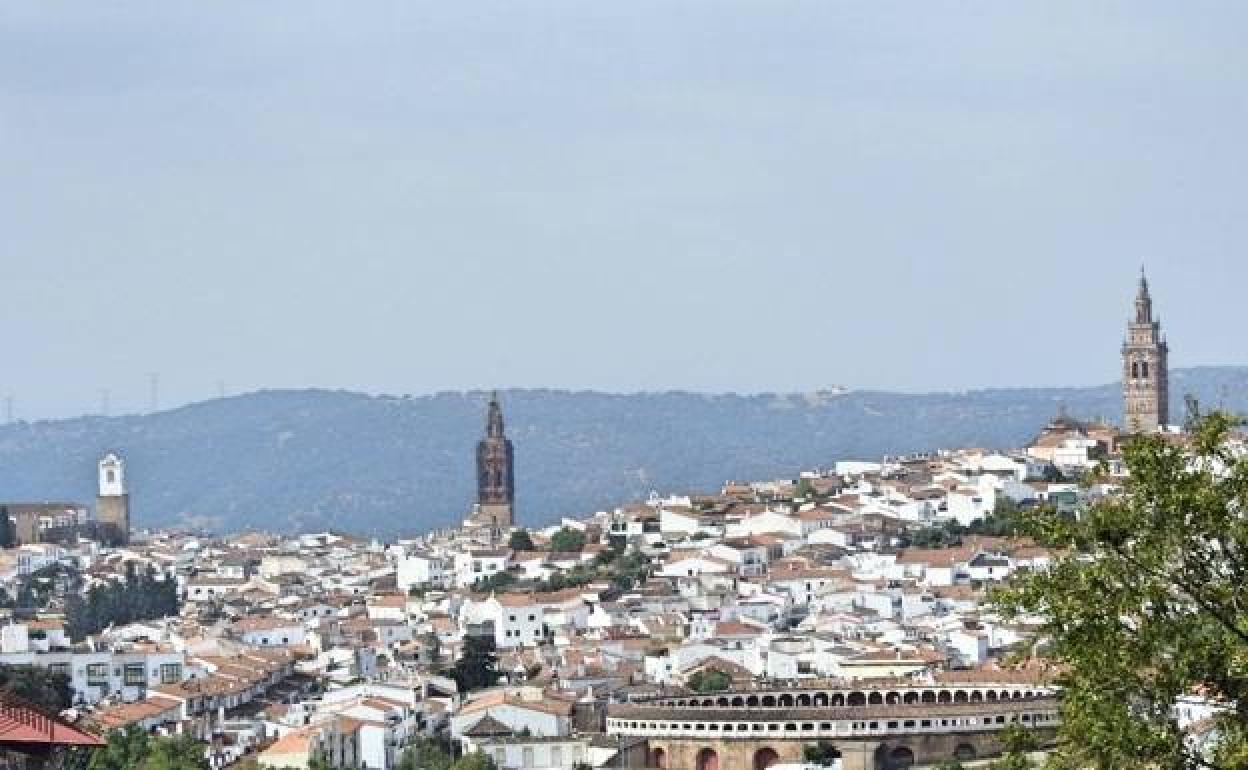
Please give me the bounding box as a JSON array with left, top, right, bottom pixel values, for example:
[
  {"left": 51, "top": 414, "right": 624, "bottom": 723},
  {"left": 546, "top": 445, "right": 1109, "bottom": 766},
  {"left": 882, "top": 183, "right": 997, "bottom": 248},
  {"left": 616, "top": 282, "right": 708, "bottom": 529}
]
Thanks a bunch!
[
  {"left": 96, "top": 451, "right": 131, "bottom": 545},
  {"left": 98, "top": 452, "right": 125, "bottom": 497}
]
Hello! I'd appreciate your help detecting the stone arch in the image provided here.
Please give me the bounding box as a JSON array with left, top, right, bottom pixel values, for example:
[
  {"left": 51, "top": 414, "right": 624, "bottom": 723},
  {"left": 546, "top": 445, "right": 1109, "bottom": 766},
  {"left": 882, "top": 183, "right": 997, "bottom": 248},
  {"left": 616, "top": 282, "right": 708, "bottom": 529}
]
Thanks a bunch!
[
  {"left": 779, "top": 694, "right": 795, "bottom": 708},
  {"left": 885, "top": 692, "right": 901, "bottom": 705},
  {"left": 796, "top": 693, "right": 812, "bottom": 707},
  {"left": 747, "top": 696, "right": 760, "bottom": 707},
  {"left": 920, "top": 690, "right": 936, "bottom": 703},
  {"left": 953, "top": 690, "right": 969, "bottom": 703},
  {"left": 696, "top": 749, "right": 718, "bottom": 770},
  {"left": 887, "top": 746, "right": 915, "bottom": 769},
  {"left": 717, "top": 697, "right": 730, "bottom": 707},
  {"left": 954, "top": 743, "right": 976, "bottom": 761},
  {"left": 651, "top": 748, "right": 668, "bottom": 769},
  {"left": 813, "top": 692, "right": 829, "bottom": 707},
  {"left": 831, "top": 693, "right": 845, "bottom": 707},
  {"left": 847, "top": 691, "right": 866, "bottom": 707},
  {"left": 702, "top": 698, "right": 714, "bottom": 707},
  {"left": 868, "top": 692, "right": 884, "bottom": 705},
  {"left": 902, "top": 692, "right": 918, "bottom": 704},
  {"left": 1012, "top": 691, "right": 1023, "bottom": 699},
  {"left": 762, "top": 695, "right": 776, "bottom": 707},
  {"left": 732, "top": 696, "right": 744, "bottom": 707},
  {"left": 752, "top": 748, "right": 780, "bottom": 770},
  {"left": 986, "top": 691, "right": 998, "bottom": 701},
  {"left": 970, "top": 691, "right": 984, "bottom": 702},
  {"left": 937, "top": 691, "right": 951, "bottom": 703},
  {"left": 1024, "top": 690, "right": 1034, "bottom": 698}
]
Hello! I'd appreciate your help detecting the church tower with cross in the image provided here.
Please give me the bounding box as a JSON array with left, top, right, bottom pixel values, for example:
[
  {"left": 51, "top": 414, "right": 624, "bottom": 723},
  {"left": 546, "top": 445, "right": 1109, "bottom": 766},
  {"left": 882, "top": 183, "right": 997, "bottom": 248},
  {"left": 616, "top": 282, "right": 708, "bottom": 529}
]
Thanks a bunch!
[
  {"left": 1122, "top": 270, "right": 1169, "bottom": 433},
  {"left": 475, "top": 392, "right": 515, "bottom": 529}
]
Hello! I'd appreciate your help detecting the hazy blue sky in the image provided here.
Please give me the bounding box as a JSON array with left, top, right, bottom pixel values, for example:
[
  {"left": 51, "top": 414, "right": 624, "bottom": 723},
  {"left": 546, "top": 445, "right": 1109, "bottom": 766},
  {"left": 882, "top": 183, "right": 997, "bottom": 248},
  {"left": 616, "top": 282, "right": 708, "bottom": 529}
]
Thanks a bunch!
[{"left": 3, "top": 2, "right": 1246, "bottom": 418}]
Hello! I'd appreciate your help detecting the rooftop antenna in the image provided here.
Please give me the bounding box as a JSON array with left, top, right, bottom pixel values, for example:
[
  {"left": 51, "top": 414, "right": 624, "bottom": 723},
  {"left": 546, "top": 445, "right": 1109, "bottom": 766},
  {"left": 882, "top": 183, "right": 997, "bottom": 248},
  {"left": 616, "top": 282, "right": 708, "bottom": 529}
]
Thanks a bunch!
[{"left": 148, "top": 372, "right": 160, "bottom": 413}]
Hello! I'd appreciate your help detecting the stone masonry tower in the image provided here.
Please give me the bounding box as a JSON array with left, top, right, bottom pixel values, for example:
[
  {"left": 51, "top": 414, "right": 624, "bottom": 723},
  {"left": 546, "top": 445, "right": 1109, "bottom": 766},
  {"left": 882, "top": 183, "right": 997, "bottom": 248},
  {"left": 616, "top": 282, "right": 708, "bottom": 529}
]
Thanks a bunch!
[
  {"left": 1122, "top": 270, "right": 1169, "bottom": 433},
  {"left": 96, "top": 451, "right": 131, "bottom": 545},
  {"left": 475, "top": 392, "right": 515, "bottom": 529}
]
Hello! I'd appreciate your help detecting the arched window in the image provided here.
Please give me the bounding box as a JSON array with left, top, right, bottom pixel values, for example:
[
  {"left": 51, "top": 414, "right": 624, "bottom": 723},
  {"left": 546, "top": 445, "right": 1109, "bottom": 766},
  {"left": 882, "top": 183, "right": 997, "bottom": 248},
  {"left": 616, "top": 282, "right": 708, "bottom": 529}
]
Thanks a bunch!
[
  {"left": 753, "top": 748, "right": 780, "bottom": 770},
  {"left": 652, "top": 749, "right": 668, "bottom": 770},
  {"left": 888, "top": 747, "right": 915, "bottom": 769}
]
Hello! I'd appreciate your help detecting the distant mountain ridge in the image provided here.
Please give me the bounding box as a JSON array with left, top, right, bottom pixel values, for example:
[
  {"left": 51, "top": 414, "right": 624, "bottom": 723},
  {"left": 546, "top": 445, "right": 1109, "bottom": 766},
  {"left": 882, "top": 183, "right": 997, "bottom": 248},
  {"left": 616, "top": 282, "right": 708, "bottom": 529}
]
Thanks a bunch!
[{"left": 0, "top": 366, "right": 1244, "bottom": 536}]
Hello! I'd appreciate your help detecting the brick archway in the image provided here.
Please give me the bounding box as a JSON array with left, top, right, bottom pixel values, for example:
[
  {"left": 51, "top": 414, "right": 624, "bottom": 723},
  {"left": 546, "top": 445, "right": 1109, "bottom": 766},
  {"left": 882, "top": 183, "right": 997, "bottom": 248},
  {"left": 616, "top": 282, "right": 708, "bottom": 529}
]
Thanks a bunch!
[{"left": 753, "top": 747, "right": 780, "bottom": 770}]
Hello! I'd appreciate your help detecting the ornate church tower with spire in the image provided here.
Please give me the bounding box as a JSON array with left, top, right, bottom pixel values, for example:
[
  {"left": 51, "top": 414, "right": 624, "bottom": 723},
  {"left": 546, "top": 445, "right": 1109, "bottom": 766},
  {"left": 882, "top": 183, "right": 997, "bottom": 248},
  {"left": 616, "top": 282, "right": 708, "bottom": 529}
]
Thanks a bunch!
[
  {"left": 475, "top": 392, "right": 515, "bottom": 529},
  {"left": 1122, "top": 270, "right": 1169, "bottom": 433}
]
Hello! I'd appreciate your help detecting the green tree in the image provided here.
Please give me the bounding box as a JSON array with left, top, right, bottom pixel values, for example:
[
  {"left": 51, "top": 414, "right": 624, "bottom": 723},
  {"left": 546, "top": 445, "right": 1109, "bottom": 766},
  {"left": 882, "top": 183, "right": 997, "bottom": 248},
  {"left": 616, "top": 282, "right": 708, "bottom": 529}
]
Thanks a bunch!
[
  {"left": 802, "top": 742, "right": 842, "bottom": 766},
  {"left": 396, "top": 737, "right": 452, "bottom": 770},
  {"left": 307, "top": 755, "right": 334, "bottom": 770},
  {"left": 549, "top": 527, "right": 586, "bottom": 553},
  {"left": 0, "top": 664, "right": 73, "bottom": 713},
  {"left": 143, "top": 733, "right": 210, "bottom": 770},
  {"left": 990, "top": 724, "right": 1037, "bottom": 770},
  {"left": 0, "top": 506, "right": 15, "bottom": 548},
  {"left": 450, "top": 634, "right": 499, "bottom": 693},
  {"left": 451, "top": 751, "right": 497, "bottom": 770},
  {"left": 993, "top": 412, "right": 1248, "bottom": 770},
  {"left": 90, "top": 725, "right": 151, "bottom": 770},
  {"left": 794, "top": 478, "right": 817, "bottom": 500},
  {"left": 687, "top": 669, "right": 731, "bottom": 693},
  {"left": 508, "top": 529, "right": 535, "bottom": 551},
  {"left": 474, "top": 571, "right": 517, "bottom": 592}
]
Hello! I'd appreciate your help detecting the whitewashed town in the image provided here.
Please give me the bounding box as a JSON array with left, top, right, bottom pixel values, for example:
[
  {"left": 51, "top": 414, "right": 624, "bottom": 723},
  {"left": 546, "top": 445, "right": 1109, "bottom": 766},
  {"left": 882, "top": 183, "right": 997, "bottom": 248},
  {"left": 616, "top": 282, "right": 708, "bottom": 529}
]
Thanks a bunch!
[{"left": 0, "top": 276, "right": 1234, "bottom": 770}]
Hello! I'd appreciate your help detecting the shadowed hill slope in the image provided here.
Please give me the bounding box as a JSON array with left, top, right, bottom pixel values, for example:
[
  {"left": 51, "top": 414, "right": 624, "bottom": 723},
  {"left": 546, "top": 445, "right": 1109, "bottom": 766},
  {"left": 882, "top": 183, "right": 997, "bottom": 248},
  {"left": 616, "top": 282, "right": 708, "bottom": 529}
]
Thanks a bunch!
[{"left": 0, "top": 366, "right": 1243, "bottom": 536}]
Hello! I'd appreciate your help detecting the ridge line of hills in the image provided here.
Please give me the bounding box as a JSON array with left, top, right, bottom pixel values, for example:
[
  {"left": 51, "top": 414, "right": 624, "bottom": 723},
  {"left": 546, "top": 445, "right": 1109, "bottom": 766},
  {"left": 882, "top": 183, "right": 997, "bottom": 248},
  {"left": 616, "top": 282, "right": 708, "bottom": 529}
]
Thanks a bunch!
[{"left": 0, "top": 365, "right": 1244, "bottom": 536}]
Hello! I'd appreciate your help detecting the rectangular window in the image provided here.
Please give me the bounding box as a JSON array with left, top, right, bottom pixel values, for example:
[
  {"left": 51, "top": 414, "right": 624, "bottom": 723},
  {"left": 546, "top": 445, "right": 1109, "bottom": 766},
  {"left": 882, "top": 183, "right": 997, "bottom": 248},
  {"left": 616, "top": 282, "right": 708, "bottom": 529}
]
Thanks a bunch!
[
  {"left": 87, "top": 663, "right": 109, "bottom": 685},
  {"left": 123, "top": 663, "right": 146, "bottom": 686},
  {"left": 47, "top": 663, "right": 70, "bottom": 678},
  {"left": 160, "top": 663, "right": 182, "bottom": 684}
]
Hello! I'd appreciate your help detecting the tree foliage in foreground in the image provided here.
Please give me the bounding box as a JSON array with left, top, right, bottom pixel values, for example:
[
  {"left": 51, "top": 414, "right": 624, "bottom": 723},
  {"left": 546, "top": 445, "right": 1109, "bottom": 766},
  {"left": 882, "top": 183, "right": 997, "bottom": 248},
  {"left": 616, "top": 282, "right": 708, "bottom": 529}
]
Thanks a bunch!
[
  {"left": 994, "top": 412, "right": 1248, "bottom": 770},
  {"left": 90, "top": 727, "right": 207, "bottom": 770}
]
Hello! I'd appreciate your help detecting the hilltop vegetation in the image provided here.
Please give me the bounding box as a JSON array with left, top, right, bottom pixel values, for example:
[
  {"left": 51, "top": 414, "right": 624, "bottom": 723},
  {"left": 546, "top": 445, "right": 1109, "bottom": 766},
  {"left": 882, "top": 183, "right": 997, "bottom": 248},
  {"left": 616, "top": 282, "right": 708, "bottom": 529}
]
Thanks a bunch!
[{"left": 0, "top": 367, "right": 1244, "bottom": 537}]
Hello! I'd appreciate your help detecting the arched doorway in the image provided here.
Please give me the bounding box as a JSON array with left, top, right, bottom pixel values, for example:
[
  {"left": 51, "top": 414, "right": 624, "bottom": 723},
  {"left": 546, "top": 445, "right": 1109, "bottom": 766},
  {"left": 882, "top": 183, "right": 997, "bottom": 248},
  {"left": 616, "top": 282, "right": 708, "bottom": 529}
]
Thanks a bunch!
[
  {"left": 651, "top": 748, "right": 668, "bottom": 769},
  {"left": 888, "top": 747, "right": 915, "bottom": 769},
  {"left": 696, "top": 748, "right": 719, "bottom": 770},
  {"left": 954, "top": 743, "right": 977, "bottom": 761},
  {"left": 753, "top": 748, "right": 780, "bottom": 770}
]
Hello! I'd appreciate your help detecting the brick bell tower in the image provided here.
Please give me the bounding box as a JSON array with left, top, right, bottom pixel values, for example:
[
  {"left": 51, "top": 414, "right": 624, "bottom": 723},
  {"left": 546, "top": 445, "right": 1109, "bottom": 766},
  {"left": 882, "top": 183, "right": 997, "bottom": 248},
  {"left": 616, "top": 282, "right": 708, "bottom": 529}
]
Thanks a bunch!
[
  {"left": 1122, "top": 269, "right": 1169, "bottom": 433},
  {"left": 475, "top": 392, "right": 515, "bottom": 529}
]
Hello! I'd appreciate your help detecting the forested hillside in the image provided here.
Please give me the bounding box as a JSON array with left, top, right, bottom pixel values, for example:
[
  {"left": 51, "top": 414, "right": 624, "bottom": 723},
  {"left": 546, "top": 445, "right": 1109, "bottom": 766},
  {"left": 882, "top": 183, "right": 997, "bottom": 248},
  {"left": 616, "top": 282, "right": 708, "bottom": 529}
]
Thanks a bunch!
[{"left": 0, "top": 367, "right": 1243, "bottom": 536}]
